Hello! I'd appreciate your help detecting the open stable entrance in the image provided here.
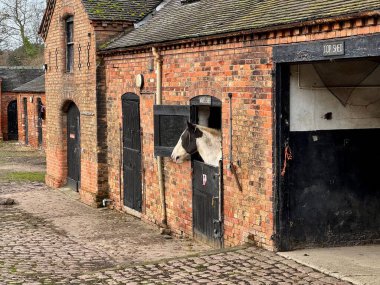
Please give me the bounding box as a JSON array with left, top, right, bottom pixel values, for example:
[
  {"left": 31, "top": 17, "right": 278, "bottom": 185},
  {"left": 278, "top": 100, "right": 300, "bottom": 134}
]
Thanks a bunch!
[
  {"left": 122, "top": 93, "right": 142, "bottom": 212},
  {"left": 153, "top": 95, "right": 223, "bottom": 247},
  {"left": 275, "top": 35, "right": 380, "bottom": 250},
  {"left": 67, "top": 103, "right": 81, "bottom": 192},
  {"left": 190, "top": 96, "right": 223, "bottom": 248},
  {"left": 7, "top": 100, "right": 18, "bottom": 140}
]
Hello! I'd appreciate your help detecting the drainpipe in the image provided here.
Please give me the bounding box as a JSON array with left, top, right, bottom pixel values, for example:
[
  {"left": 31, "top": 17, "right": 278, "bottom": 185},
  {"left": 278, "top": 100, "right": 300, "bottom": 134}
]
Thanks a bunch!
[{"left": 152, "top": 47, "right": 168, "bottom": 227}]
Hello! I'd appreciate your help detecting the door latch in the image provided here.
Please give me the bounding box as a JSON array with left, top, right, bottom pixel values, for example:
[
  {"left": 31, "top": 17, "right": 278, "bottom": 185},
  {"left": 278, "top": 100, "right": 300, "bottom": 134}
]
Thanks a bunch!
[{"left": 211, "top": 196, "right": 219, "bottom": 207}]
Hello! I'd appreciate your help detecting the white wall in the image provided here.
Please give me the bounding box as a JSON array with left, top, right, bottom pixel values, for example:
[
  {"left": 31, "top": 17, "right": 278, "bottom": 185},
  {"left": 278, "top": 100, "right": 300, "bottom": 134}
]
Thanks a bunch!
[{"left": 290, "top": 63, "right": 380, "bottom": 131}]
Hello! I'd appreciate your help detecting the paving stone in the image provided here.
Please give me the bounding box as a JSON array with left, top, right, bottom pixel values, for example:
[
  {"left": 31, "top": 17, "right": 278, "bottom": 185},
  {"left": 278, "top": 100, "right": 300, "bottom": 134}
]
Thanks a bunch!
[{"left": 0, "top": 182, "right": 353, "bottom": 284}]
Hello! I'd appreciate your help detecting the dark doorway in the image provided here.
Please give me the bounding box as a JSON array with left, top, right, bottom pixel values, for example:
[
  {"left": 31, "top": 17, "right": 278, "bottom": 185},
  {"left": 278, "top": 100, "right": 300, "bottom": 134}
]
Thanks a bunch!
[
  {"left": 67, "top": 103, "right": 81, "bottom": 192},
  {"left": 23, "top": 98, "right": 28, "bottom": 145},
  {"left": 276, "top": 61, "right": 380, "bottom": 250},
  {"left": 122, "top": 93, "right": 142, "bottom": 212},
  {"left": 7, "top": 100, "right": 18, "bottom": 140},
  {"left": 190, "top": 96, "right": 223, "bottom": 247},
  {"left": 37, "top": 98, "right": 43, "bottom": 147}
]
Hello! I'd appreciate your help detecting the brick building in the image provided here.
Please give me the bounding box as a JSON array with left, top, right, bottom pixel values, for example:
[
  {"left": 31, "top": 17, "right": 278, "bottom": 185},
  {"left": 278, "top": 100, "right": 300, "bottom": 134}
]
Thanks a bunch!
[
  {"left": 0, "top": 67, "right": 44, "bottom": 143},
  {"left": 42, "top": 0, "right": 380, "bottom": 250},
  {"left": 102, "top": 0, "right": 380, "bottom": 249},
  {"left": 14, "top": 75, "right": 46, "bottom": 149},
  {"left": 39, "top": 0, "right": 162, "bottom": 204}
]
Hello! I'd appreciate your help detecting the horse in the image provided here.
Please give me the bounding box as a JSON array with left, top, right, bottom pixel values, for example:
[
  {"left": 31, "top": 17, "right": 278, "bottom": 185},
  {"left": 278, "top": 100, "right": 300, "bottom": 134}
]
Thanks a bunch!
[{"left": 171, "top": 121, "right": 222, "bottom": 167}]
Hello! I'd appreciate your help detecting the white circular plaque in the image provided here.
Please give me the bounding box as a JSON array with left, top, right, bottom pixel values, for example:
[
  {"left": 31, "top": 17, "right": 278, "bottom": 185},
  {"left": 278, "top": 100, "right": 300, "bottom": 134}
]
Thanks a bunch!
[{"left": 135, "top": 74, "right": 144, "bottom": 89}]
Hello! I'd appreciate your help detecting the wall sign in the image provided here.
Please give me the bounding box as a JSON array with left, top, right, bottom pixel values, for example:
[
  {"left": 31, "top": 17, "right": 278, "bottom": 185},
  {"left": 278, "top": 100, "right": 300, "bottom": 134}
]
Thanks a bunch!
[
  {"left": 273, "top": 34, "right": 380, "bottom": 63},
  {"left": 323, "top": 42, "right": 345, "bottom": 56},
  {"left": 199, "top": 96, "right": 212, "bottom": 105},
  {"left": 81, "top": 111, "right": 94, "bottom": 116}
]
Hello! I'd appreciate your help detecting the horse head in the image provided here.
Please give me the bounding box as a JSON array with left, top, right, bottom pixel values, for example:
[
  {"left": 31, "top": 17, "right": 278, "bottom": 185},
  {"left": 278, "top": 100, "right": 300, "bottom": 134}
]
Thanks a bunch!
[
  {"left": 171, "top": 121, "right": 203, "bottom": 164},
  {"left": 171, "top": 121, "right": 222, "bottom": 167}
]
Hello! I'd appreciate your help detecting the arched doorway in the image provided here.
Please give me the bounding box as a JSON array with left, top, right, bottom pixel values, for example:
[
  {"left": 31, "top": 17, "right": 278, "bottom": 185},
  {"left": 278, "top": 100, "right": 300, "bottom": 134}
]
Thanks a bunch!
[
  {"left": 190, "top": 95, "right": 223, "bottom": 248},
  {"left": 7, "top": 100, "right": 18, "bottom": 140},
  {"left": 122, "top": 93, "right": 142, "bottom": 212},
  {"left": 67, "top": 102, "right": 81, "bottom": 192}
]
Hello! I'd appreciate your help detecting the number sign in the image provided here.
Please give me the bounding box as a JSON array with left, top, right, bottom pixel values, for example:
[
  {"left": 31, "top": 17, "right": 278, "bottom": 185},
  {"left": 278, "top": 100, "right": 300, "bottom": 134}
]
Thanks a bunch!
[{"left": 323, "top": 42, "right": 345, "bottom": 56}]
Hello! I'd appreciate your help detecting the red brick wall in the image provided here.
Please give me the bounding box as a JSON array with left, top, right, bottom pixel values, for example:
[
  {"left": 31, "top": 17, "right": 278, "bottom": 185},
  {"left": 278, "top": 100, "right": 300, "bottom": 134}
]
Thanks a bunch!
[
  {"left": 103, "top": 17, "right": 380, "bottom": 249},
  {"left": 1, "top": 92, "right": 18, "bottom": 140},
  {"left": 105, "top": 43, "right": 274, "bottom": 249},
  {"left": 44, "top": 0, "right": 98, "bottom": 205},
  {"left": 43, "top": 0, "right": 132, "bottom": 206},
  {"left": 17, "top": 93, "right": 46, "bottom": 149}
]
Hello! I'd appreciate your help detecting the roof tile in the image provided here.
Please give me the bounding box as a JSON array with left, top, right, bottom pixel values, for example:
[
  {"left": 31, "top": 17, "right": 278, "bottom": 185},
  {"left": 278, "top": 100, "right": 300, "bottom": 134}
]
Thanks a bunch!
[
  {"left": 82, "top": 0, "right": 162, "bottom": 21},
  {"left": 105, "top": 0, "right": 380, "bottom": 50},
  {"left": 0, "top": 67, "right": 44, "bottom": 92}
]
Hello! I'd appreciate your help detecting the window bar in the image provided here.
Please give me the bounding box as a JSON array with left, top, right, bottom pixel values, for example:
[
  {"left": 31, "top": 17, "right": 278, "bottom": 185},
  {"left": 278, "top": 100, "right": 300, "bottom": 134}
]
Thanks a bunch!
[
  {"left": 55, "top": 48, "right": 58, "bottom": 70},
  {"left": 78, "top": 44, "right": 82, "bottom": 70},
  {"left": 87, "top": 42, "right": 91, "bottom": 69}
]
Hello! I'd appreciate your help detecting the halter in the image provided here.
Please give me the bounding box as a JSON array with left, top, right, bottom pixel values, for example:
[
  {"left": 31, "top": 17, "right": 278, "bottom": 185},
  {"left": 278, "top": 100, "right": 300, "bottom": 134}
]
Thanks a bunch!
[{"left": 185, "top": 128, "right": 199, "bottom": 156}]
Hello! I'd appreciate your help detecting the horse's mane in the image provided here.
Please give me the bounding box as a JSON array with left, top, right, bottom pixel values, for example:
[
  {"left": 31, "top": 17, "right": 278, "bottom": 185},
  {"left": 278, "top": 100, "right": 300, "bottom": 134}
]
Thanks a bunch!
[{"left": 195, "top": 124, "right": 221, "bottom": 137}]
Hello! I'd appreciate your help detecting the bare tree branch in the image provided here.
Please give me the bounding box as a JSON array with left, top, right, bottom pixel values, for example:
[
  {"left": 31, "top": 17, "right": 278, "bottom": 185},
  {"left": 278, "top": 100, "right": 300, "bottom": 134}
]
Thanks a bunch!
[{"left": 0, "top": 0, "right": 45, "bottom": 49}]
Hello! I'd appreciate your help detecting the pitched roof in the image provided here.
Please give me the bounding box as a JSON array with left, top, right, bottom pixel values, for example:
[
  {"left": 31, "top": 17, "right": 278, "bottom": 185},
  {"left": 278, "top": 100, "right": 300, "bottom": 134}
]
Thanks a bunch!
[
  {"left": 13, "top": 75, "right": 45, "bottom": 93},
  {"left": 82, "top": 0, "right": 162, "bottom": 21},
  {"left": 0, "top": 67, "right": 44, "bottom": 92},
  {"left": 105, "top": 0, "right": 380, "bottom": 50},
  {"left": 39, "top": 0, "right": 162, "bottom": 39}
]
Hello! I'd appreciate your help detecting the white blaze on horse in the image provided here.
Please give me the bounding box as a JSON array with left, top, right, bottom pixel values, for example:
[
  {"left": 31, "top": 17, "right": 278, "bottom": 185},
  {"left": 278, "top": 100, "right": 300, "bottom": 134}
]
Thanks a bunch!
[{"left": 171, "top": 122, "right": 222, "bottom": 167}]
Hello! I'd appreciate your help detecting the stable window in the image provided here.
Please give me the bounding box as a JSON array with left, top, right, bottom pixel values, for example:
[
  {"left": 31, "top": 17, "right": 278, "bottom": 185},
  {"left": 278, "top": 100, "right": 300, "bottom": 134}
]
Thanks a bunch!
[
  {"left": 66, "top": 16, "right": 74, "bottom": 72},
  {"left": 154, "top": 105, "right": 189, "bottom": 157}
]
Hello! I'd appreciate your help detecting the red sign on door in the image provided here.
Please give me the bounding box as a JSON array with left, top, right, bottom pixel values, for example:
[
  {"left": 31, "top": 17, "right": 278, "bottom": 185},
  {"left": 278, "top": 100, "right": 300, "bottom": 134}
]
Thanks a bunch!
[{"left": 202, "top": 174, "right": 207, "bottom": 186}]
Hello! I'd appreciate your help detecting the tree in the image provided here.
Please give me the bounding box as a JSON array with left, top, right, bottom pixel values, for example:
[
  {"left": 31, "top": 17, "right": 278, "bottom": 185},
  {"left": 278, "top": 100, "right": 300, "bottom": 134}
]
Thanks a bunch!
[{"left": 0, "top": 0, "right": 45, "bottom": 61}]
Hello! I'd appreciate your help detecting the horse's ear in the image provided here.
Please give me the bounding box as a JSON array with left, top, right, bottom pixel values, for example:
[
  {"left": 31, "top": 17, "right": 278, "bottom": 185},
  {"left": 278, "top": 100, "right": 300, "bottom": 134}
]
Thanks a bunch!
[
  {"left": 194, "top": 127, "right": 203, "bottom": 138},
  {"left": 187, "top": 121, "right": 195, "bottom": 132}
]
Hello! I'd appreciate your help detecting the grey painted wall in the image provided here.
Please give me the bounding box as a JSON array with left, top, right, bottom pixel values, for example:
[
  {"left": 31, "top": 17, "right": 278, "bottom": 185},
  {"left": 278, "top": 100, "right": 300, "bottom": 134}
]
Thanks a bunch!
[{"left": 290, "top": 63, "right": 380, "bottom": 131}]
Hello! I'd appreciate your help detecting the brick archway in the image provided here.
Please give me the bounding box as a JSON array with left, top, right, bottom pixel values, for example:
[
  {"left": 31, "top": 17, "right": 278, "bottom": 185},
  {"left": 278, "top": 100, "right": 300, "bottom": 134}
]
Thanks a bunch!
[{"left": 46, "top": 100, "right": 80, "bottom": 189}]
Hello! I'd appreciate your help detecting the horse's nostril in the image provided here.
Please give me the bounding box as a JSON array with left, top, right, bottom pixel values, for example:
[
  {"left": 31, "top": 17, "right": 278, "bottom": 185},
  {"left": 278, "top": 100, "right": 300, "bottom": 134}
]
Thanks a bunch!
[{"left": 176, "top": 156, "right": 180, "bottom": 161}]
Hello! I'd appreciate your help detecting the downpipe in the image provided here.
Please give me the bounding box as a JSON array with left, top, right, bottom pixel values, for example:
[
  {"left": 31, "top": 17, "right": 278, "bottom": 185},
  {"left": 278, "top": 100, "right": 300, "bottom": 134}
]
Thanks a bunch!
[{"left": 152, "top": 47, "right": 168, "bottom": 228}]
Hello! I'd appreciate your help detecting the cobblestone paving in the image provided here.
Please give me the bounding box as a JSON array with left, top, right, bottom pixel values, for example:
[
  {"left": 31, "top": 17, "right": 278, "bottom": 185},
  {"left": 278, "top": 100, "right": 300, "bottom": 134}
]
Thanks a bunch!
[
  {"left": 0, "top": 204, "right": 114, "bottom": 284},
  {"left": 0, "top": 183, "right": 351, "bottom": 285},
  {"left": 75, "top": 248, "right": 351, "bottom": 285}
]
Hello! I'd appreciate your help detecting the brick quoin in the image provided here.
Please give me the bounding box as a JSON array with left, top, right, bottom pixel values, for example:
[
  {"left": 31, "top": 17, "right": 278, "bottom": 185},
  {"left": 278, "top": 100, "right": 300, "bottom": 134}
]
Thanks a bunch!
[
  {"left": 103, "top": 17, "right": 380, "bottom": 250},
  {"left": 42, "top": 0, "right": 134, "bottom": 206}
]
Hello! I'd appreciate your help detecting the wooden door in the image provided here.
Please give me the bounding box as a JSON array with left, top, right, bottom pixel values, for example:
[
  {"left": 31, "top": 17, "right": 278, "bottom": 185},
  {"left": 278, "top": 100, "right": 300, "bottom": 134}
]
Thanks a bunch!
[
  {"left": 122, "top": 93, "right": 142, "bottom": 212},
  {"left": 23, "top": 98, "right": 28, "bottom": 145},
  {"left": 192, "top": 160, "right": 223, "bottom": 247},
  {"left": 7, "top": 100, "right": 18, "bottom": 140},
  {"left": 37, "top": 98, "right": 43, "bottom": 147},
  {"left": 67, "top": 103, "right": 81, "bottom": 191}
]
